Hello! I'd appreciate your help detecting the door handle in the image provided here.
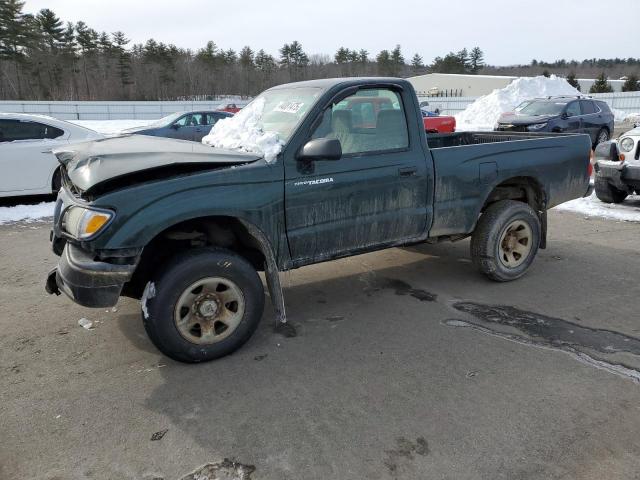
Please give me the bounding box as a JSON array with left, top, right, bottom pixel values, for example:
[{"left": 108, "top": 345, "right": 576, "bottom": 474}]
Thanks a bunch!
[{"left": 398, "top": 166, "right": 417, "bottom": 177}]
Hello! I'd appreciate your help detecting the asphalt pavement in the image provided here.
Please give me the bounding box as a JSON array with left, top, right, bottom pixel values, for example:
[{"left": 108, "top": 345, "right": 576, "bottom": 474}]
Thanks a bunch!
[{"left": 1, "top": 209, "right": 639, "bottom": 480}]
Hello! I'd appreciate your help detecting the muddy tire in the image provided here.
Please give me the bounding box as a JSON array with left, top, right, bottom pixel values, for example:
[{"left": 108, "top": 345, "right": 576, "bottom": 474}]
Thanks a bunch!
[
  {"left": 471, "top": 200, "right": 541, "bottom": 282},
  {"left": 594, "top": 176, "right": 627, "bottom": 204},
  {"left": 141, "top": 248, "right": 264, "bottom": 363},
  {"left": 594, "top": 128, "right": 610, "bottom": 147}
]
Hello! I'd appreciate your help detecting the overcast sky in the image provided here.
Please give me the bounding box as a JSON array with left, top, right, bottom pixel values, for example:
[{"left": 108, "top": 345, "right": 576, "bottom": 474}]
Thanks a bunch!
[{"left": 23, "top": 0, "right": 635, "bottom": 65}]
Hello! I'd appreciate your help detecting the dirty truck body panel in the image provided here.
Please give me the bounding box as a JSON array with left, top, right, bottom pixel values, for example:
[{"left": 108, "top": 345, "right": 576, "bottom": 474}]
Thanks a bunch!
[{"left": 46, "top": 77, "right": 591, "bottom": 311}]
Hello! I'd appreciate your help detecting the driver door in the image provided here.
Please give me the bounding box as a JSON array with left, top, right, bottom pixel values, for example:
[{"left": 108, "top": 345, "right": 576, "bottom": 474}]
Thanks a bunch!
[{"left": 284, "top": 87, "right": 431, "bottom": 265}]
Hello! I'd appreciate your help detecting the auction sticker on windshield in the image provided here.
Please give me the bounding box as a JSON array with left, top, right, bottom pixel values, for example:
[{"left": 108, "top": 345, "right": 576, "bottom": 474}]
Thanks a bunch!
[{"left": 274, "top": 101, "right": 304, "bottom": 114}]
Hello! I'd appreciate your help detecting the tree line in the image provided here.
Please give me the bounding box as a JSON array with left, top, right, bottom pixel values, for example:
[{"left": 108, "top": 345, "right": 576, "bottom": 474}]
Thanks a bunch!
[{"left": 0, "top": 0, "right": 638, "bottom": 101}]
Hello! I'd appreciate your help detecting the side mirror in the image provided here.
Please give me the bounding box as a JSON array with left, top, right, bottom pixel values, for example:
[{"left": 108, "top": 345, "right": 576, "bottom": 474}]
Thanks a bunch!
[
  {"left": 171, "top": 123, "right": 180, "bottom": 130},
  {"left": 298, "top": 138, "right": 342, "bottom": 161},
  {"left": 561, "top": 112, "right": 569, "bottom": 119}
]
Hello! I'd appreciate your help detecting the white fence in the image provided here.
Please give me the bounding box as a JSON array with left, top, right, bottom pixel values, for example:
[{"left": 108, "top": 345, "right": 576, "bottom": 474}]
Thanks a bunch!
[
  {"left": 2, "top": 91, "right": 639, "bottom": 120},
  {"left": 418, "top": 91, "right": 640, "bottom": 117},
  {"left": 0, "top": 100, "right": 250, "bottom": 120}
]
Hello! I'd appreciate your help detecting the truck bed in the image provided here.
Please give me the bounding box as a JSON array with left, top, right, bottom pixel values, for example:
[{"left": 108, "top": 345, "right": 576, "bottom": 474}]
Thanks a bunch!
[{"left": 426, "top": 131, "right": 592, "bottom": 237}]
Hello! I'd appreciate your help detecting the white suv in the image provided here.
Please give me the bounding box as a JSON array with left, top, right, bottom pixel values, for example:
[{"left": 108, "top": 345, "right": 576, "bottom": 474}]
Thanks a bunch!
[{"left": 593, "top": 125, "right": 640, "bottom": 203}]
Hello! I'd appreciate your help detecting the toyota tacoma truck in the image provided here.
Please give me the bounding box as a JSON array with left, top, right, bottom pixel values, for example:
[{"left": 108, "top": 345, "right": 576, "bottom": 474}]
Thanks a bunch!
[{"left": 45, "top": 77, "right": 592, "bottom": 363}]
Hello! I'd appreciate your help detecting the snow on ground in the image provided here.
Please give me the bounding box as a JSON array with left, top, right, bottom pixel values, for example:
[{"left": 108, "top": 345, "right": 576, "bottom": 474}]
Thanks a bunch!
[
  {"left": 555, "top": 193, "right": 640, "bottom": 222},
  {"left": 455, "top": 75, "right": 582, "bottom": 131},
  {"left": 0, "top": 202, "right": 55, "bottom": 224},
  {"left": 71, "top": 119, "right": 154, "bottom": 136}
]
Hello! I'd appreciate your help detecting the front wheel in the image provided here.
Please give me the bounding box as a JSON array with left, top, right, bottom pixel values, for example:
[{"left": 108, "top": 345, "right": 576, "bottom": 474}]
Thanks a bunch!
[
  {"left": 142, "top": 248, "right": 265, "bottom": 363},
  {"left": 471, "top": 200, "right": 541, "bottom": 282},
  {"left": 594, "top": 128, "right": 610, "bottom": 147}
]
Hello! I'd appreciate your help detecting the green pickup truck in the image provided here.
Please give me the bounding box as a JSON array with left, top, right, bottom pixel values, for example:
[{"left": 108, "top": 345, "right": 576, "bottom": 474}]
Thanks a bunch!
[{"left": 45, "top": 77, "right": 593, "bottom": 362}]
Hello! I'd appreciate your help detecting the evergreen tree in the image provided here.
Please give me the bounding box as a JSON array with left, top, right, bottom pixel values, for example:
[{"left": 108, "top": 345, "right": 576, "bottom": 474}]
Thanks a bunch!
[
  {"left": 542, "top": 69, "right": 551, "bottom": 77},
  {"left": 469, "top": 47, "right": 484, "bottom": 73},
  {"left": 566, "top": 72, "right": 580, "bottom": 91},
  {"left": 589, "top": 72, "right": 613, "bottom": 93},
  {"left": 36, "top": 8, "right": 64, "bottom": 51},
  {"left": 457, "top": 48, "right": 469, "bottom": 71},
  {"left": 411, "top": 53, "right": 423, "bottom": 74},
  {"left": 376, "top": 49, "right": 391, "bottom": 75},
  {"left": 622, "top": 74, "right": 640, "bottom": 92},
  {"left": 390, "top": 44, "right": 404, "bottom": 76},
  {"left": 112, "top": 31, "right": 132, "bottom": 97}
]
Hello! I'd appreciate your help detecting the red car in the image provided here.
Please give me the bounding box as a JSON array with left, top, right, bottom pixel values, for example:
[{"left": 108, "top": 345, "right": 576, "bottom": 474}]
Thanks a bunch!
[
  {"left": 423, "top": 113, "right": 456, "bottom": 133},
  {"left": 218, "top": 103, "right": 241, "bottom": 114}
]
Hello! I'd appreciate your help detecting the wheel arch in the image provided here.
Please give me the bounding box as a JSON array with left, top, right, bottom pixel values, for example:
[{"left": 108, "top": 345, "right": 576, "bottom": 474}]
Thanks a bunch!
[
  {"left": 122, "top": 215, "right": 273, "bottom": 300},
  {"left": 476, "top": 175, "right": 548, "bottom": 247}
]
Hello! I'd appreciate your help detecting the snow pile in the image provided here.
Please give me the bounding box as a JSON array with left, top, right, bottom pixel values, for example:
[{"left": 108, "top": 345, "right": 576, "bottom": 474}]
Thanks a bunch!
[
  {"left": 456, "top": 75, "right": 582, "bottom": 131},
  {"left": 0, "top": 201, "right": 55, "bottom": 224},
  {"left": 555, "top": 193, "right": 640, "bottom": 222},
  {"left": 201, "top": 98, "right": 283, "bottom": 162},
  {"left": 614, "top": 110, "right": 640, "bottom": 123}
]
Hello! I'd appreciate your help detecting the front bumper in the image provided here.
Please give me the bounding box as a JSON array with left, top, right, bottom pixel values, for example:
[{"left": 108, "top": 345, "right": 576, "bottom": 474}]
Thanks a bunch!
[
  {"left": 45, "top": 243, "right": 136, "bottom": 308},
  {"left": 595, "top": 161, "right": 640, "bottom": 191}
]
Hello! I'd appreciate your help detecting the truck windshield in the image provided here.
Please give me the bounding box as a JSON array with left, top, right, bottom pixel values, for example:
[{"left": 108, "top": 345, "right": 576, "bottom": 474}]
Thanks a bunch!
[
  {"left": 519, "top": 101, "right": 566, "bottom": 116},
  {"left": 202, "top": 86, "right": 322, "bottom": 162},
  {"left": 247, "top": 87, "right": 322, "bottom": 140}
]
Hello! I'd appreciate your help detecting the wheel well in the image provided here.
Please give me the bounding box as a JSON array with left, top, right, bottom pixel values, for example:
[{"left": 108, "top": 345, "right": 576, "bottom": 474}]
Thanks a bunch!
[
  {"left": 122, "top": 216, "right": 267, "bottom": 299},
  {"left": 51, "top": 167, "right": 61, "bottom": 192},
  {"left": 481, "top": 177, "right": 546, "bottom": 213}
]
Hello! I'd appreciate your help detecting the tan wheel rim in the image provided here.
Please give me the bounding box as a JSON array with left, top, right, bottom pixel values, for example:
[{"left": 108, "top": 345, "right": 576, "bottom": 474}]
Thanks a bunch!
[
  {"left": 174, "top": 277, "right": 245, "bottom": 345},
  {"left": 498, "top": 220, "right": 533, "bottom": 268}
]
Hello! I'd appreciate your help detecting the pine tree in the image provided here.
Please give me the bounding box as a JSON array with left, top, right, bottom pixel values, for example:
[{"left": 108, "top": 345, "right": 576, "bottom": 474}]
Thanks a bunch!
[
  {"left": 410, "top": 53, "right": 423, "bottom": 74},
  {"left": 36, "top": 8, "right": 64, "bottom": 51},
  {"left": 542, "top": 69, "right": 551, "bottom": 78},
  {"left": 390, "top": 45, "right": 404, "bottom": 76},
  {"left": 469, "top": 47, "right": 484, "bottom": 74},
  {"left": 622, "top": 74, "right": 640, "bottom": 92},
  {"left": 112, "top": 31, "right": 132, "bottom": 98},
  {"left": 566, "top": 72, "right": 580, "bottom": 91},
  {"left": 589, "top": 72, "right": 613, "bottom": 93},
  {"left": 376, "top": 49, "right": 391, "bottom": 76},
  {"left": 457, "top": 48, "right": 469, "bottom": 72}
]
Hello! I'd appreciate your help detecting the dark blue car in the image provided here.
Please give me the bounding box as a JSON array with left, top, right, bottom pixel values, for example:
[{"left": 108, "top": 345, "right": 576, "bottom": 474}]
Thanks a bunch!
[
  {"left": 495, "top": 96, "right": 614, "bottom": 147},
  {"left": 122, "top": 111, "right": 233, "bottom": 142}
]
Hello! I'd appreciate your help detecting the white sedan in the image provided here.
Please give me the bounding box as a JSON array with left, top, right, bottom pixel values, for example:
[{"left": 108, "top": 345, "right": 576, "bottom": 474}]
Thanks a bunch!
[{"left": 0, "top": 113, "right": 102, "bottom": 197}]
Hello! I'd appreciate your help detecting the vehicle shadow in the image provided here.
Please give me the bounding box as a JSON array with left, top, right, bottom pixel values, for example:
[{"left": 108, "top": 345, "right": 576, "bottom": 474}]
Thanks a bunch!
[{"left": 0, "top": 194, "right": 56, "bottom": 208}]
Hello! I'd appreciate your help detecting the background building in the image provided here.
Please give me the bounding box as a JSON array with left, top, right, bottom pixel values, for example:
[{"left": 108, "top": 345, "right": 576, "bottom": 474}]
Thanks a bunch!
[{"left": 408, "top": 73, "right": 625, "bottom": 97}]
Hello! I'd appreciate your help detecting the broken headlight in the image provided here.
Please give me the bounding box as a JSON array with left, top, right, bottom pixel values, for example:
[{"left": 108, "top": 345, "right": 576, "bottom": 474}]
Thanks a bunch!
[{"left": 62, "top": 206, "right": 114, "bottom": 240}]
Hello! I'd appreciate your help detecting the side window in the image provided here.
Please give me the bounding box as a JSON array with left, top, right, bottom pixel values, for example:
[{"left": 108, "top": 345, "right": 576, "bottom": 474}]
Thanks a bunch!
[
  {"left": 310, "top": 88, "right": 409, "bottom": 155},
  {"left": 205, "top": 113, "right": 222, "bottom": 126},
  {"left": 581, "top": 100, "right": 596, "bottom": 115},
  {"left": 174, "top": 115, "right": 190, "bottom": 127},
  {"left": 565, "top": 102, "right": 581, "bottom": 117},
  {"left": 0, "top": 119, "right": 63, "bottom": 142},
  {"left": 189, "top": 113, "right": 204, "bottom": 126}
]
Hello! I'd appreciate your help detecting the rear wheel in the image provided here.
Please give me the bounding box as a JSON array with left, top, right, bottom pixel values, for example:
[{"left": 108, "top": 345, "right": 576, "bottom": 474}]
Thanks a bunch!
[
  {"left": 471, "top": 200, "right": 541, "bottom": 282},
  {"left": 142, "top": 248, "right": 265, "bottom": 363},
  {"left": 594, "top": 176, "right": 627, "bottom": 204}
]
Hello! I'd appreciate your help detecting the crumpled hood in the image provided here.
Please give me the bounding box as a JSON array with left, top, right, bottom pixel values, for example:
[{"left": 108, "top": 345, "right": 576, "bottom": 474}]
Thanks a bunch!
[{"left": 53, "top": 135, "right": 262, "bottom": 192}]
